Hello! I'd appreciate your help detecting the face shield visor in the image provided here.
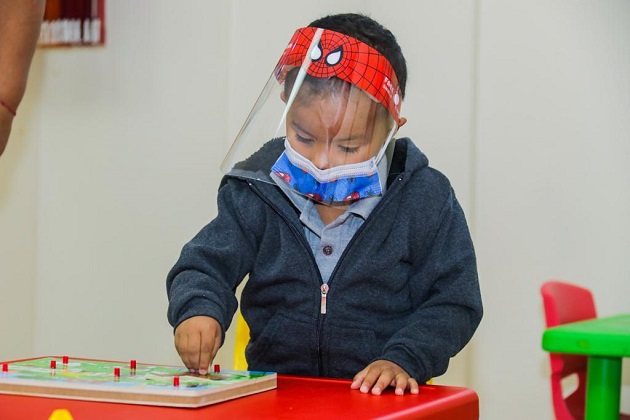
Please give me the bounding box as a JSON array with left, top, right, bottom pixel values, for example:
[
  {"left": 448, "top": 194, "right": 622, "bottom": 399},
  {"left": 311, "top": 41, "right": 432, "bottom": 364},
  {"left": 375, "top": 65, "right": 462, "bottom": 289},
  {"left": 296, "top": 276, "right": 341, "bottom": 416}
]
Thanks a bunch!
[{"left": 220, "top": 27, "right": 403, "bottom": 205}]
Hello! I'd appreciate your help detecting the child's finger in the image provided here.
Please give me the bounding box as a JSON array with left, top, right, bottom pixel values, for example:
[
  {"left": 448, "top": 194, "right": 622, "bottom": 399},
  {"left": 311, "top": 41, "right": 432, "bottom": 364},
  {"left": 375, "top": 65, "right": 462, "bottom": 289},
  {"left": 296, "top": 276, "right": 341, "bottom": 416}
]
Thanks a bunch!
[
  {"left": 186, "top": 331, "right": 201, "bottom": 372},
  {"left": 371, "top": 370, "right": 395, "bottom": 395},
  {"left": 358, "top": 368, "right": 381, "bottom": 394},
  {"left": 394, "top": 375, "right": 420, "bottom": 395},
  {"left": 197, "top": 330, "right": 215, "bottom": 374},
  {"left": 174, "top": 330, "right": 192, "bottom": 371},
  {"left": 408, "top": 378, "right": 420, "bottom": 394},
  {"left": 350, "top": 369, "right": 367, "bottom": 389}
]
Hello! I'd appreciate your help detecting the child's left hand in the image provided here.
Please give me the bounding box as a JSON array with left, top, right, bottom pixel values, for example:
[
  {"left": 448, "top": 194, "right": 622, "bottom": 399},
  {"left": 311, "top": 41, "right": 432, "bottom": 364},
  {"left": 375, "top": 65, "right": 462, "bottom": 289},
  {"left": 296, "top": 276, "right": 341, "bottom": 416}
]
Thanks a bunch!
[{"left": 351, "top": 360, "right": 420, "bottom": 396}]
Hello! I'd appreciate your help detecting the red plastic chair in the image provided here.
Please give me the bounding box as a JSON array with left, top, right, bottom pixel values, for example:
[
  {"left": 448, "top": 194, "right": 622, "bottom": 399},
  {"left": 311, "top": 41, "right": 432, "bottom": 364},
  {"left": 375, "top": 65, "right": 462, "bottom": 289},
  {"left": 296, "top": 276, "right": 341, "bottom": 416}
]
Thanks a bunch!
[{"left": 540, "top": 280, "right": 630, "bottom": 420}]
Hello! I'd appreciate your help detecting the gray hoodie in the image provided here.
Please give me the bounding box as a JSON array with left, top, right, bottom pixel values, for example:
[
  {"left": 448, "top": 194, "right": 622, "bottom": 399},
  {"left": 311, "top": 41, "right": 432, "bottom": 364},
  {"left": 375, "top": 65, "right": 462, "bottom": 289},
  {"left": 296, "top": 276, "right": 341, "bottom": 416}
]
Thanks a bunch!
[{"left": 166, "top": 137, "right": 482, "bottom": 382}]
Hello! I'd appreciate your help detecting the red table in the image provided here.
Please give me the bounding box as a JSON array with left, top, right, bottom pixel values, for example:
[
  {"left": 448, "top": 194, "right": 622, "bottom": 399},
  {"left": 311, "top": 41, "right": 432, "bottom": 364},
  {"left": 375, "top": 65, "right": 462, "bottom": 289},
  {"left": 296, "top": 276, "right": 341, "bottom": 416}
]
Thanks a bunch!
[{"left": 0, "top": 375, "right": 478, "bottom": 419}]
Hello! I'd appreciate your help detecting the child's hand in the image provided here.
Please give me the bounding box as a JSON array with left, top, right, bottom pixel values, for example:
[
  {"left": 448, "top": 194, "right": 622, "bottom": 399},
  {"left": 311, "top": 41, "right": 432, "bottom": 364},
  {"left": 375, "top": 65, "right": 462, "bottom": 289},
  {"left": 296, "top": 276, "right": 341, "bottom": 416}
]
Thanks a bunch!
[
  {"left": 174, "top": 316, "right": 222, "bottom": 374},
  {"left": 351, "top": 360, "right": 420, "bottom": 396}
]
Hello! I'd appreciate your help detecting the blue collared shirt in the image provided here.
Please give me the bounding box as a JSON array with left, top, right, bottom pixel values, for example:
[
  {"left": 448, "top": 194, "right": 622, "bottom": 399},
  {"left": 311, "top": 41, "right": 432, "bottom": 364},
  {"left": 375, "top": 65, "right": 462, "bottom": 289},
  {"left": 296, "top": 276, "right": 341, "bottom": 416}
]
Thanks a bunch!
[{"left": 273, "top": 157, "right": 388, "bottom": 283}]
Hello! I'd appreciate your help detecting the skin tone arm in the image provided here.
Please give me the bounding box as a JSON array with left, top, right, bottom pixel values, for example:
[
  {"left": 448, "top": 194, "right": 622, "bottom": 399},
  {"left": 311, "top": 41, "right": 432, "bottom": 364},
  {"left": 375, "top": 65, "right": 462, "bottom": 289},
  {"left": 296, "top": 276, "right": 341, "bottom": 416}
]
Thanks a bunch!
[{"left": 0, "top": 0, "right": 45, "bottom": 156}]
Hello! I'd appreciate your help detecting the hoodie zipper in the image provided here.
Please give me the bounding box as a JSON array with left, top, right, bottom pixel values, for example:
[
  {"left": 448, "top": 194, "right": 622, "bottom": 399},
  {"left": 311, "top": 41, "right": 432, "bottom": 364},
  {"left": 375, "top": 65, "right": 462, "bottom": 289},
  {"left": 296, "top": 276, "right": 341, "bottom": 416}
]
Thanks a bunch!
[
  {"left": 312, "top": 175, "right": 405, "bottom": 374},
  {"left": 320, "top": 284, "right": 329, "bottom": 314},
  {"left": 247, "top": 176, "right": 405, "bottom": 375},
  {"left": 246, "top": 182, "right": 326, "bottom": 364}
]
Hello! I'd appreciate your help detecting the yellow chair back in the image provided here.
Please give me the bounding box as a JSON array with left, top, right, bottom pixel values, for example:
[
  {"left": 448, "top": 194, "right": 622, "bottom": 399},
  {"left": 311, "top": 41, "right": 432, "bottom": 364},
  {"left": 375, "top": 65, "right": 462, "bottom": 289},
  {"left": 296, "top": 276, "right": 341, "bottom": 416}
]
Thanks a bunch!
[{"left": 233, "top": 311, "right": 250, "bottom": 370}]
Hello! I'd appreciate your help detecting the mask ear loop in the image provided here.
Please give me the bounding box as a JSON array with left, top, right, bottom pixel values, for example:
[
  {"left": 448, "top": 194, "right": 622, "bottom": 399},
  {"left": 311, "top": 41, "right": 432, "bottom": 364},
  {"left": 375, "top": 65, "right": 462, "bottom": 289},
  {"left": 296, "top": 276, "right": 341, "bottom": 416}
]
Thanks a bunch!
[
  {"left": 373, "top": 120, "right": 399, "bottom": 165},
  {"left": 276, "top": 28, "right": 325, "bottom": 136}
]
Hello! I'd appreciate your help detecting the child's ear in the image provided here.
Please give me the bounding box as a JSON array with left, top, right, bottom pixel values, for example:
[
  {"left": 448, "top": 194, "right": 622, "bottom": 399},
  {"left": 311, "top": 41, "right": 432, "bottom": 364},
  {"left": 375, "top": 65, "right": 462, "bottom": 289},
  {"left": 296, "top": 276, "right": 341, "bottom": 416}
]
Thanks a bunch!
[
  {"left": 398, "top": 117, "right": 407, "bottom": 128},
  {"left": 280, "top": 91, "right": 287, "bottom": 103}
]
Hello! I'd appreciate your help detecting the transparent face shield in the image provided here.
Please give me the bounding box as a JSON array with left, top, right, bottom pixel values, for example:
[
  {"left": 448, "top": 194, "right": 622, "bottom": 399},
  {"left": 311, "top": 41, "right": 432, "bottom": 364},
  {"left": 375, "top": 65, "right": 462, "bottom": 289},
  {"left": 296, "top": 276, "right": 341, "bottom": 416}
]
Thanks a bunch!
[{"left": 220, "top": 27, "right": 403, "bottom": 205}]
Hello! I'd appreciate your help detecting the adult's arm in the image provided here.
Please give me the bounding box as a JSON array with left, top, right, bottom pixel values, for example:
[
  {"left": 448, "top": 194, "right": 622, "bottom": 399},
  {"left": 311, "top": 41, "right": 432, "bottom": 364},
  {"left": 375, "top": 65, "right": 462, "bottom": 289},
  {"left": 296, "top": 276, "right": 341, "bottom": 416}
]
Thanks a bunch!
[{"left": 0, "top": 0, "right": 45, "bottom": 156}]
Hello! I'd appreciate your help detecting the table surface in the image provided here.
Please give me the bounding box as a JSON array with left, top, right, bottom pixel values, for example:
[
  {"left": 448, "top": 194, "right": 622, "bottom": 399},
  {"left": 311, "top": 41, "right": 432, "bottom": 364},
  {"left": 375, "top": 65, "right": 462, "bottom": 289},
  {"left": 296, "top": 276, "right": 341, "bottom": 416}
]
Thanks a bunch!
[
  {"left": 542, "top": 314, "right": 630, "bottom": 357},
  {"left": 0, "top": 374, "right": 479, "bottom": 420}
]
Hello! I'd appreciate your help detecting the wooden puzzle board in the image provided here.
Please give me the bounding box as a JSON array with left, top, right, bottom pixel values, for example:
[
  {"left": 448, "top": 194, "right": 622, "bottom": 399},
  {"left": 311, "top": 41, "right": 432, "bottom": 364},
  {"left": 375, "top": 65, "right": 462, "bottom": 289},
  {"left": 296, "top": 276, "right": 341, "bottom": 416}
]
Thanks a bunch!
[{"left": 0, "top": 356, "right": 276, "bottom": 408}]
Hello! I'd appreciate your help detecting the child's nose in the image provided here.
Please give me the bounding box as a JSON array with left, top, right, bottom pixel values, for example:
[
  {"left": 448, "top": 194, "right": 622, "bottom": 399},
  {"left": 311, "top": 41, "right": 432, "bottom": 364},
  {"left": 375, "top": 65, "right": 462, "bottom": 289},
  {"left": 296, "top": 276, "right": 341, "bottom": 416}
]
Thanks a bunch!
[{"left": 310, "top": 151, "right": 330, "bottom": 170}]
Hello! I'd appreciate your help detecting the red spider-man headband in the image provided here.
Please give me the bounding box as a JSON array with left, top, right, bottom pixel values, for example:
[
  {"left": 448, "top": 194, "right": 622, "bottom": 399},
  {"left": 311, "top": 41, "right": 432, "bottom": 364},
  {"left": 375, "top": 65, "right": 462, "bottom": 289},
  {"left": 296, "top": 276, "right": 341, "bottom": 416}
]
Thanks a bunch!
[{"left": 275, "top": 27, "right": 403, "bottom": 124}]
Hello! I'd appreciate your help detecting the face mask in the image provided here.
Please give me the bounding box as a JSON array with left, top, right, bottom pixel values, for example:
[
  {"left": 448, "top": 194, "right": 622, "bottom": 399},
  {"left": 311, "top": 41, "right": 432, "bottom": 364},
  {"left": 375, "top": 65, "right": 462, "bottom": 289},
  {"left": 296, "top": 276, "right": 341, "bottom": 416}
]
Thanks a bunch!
[{"left": 271, "top": 136, "right": 392, "bottom": 204}]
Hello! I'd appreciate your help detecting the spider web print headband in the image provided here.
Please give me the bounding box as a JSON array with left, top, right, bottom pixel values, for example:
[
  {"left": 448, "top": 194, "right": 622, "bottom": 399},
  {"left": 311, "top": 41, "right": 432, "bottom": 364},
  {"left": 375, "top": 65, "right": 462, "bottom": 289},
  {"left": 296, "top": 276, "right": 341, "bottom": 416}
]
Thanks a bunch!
[{"left": 275, "top": 27, "right": 403, "bottom": 124}]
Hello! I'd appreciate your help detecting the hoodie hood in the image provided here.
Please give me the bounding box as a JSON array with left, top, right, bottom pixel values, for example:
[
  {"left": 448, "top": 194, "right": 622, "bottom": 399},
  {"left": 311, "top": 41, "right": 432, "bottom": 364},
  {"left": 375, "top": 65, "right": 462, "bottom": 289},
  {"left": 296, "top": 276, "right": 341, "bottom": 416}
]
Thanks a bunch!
[{"left": 223, "top": 137, "right": 429, "bottom": 190}]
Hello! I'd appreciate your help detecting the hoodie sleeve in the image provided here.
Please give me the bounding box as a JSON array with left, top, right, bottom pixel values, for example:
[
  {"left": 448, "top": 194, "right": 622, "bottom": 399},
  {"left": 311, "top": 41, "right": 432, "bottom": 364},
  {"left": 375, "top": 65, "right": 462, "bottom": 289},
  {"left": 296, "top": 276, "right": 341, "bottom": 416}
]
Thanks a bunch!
[
  {"left": 166, "top": 180, "right": 259, "bottom": 340},
  {"left": 379, "top": 187, "right": 483, "bottom": 382}
]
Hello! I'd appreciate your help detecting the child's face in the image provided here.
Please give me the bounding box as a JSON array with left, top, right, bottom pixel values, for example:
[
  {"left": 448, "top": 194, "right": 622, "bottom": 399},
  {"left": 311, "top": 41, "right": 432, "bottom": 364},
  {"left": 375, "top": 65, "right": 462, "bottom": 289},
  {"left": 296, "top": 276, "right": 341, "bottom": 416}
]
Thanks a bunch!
[{"left": 285, "top": 88, "right": 392, "bottom": 170}]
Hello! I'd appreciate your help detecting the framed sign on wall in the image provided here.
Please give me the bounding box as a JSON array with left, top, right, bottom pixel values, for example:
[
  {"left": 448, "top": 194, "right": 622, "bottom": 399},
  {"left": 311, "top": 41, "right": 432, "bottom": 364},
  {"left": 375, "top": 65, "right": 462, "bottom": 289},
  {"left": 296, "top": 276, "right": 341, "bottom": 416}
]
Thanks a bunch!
[{"left": 38, "top": 0, "right": 106, "bottom": 47}]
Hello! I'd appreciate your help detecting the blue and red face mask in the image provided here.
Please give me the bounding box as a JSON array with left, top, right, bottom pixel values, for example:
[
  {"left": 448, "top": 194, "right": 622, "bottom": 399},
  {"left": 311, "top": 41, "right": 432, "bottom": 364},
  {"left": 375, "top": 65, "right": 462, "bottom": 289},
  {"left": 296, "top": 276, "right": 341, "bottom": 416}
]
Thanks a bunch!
[{"left": 272, "top": 138, "right": 387, "bottom": 203}]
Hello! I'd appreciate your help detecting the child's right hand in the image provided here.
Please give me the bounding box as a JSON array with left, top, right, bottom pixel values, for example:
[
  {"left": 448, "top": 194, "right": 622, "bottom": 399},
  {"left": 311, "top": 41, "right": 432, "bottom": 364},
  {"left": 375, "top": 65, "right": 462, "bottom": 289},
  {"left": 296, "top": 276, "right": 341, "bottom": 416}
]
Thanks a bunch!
[{"left": 174, "top": 315, "right": 222, "bottom": 375}]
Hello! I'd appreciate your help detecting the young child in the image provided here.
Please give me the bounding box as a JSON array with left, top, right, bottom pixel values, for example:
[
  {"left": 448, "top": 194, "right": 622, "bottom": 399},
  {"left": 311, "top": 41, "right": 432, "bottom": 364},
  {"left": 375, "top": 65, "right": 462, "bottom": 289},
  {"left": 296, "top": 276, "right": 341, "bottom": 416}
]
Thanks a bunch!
[{"left": 167, "top": 13, "right": 482, "bottom": 396}]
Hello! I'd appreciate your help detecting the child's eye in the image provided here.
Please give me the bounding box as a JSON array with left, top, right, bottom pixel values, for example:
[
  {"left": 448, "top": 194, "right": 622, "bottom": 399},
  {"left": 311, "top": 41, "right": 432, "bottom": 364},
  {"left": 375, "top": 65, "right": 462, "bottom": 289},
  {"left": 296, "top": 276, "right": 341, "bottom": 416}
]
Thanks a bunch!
[
  {"left": 338, "top": 145, "right": 359, "bottom": 154},
  {"left": 295, "top": 134, "right": 314, "bottom": 144}
]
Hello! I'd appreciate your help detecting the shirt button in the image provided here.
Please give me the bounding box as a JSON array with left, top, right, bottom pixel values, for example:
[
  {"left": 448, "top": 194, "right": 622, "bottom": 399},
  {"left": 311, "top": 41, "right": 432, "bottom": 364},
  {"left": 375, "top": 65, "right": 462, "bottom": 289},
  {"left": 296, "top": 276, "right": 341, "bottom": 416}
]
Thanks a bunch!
[{"left": 323, "top": 245, "right": 333, "bottom": 256}]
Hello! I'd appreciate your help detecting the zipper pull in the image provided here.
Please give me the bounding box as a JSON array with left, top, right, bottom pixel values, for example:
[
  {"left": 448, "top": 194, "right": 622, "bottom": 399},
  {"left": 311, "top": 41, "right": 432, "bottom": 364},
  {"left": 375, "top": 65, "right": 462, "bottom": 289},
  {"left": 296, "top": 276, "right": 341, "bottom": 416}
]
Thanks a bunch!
[{"left": 320, "top": 284, "right": 329, "bottom": 314}]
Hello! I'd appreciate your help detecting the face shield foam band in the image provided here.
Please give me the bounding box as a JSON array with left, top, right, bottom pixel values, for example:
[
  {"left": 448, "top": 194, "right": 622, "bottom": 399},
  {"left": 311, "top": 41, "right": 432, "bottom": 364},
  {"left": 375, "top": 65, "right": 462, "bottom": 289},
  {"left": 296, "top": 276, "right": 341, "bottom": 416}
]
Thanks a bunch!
[{"left": 275, "top": 26, "right": 403, "bottom": 125}]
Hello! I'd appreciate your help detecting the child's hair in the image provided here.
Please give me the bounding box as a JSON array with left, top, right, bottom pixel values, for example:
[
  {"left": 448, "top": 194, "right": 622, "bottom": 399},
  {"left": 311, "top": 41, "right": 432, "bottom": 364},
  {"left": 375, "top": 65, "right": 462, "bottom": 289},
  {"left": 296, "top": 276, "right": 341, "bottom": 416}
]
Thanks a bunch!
[
  {"left": 309, "top": 13, "right": 408, "bottom": 98},
  {"left": 283, "top": 69, "right": 391, "bottom": 128},
  {"left": 284, "top": 69, "right": 349, "bottom": 104}
]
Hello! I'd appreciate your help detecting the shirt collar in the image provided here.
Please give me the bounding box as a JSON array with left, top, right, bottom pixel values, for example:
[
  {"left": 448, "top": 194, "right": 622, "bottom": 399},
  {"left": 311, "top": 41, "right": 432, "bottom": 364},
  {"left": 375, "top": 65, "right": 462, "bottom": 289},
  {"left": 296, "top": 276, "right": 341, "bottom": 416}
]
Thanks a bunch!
[{"left": 271, "top": 150, "right": 389, "bottom": 220}]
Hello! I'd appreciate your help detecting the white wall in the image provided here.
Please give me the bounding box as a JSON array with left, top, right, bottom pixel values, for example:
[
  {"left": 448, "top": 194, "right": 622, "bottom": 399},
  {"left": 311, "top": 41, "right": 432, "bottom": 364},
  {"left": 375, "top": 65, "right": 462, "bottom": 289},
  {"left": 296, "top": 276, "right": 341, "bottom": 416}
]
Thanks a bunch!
[
  {"left": 473, "top": 1, "right": 630, "bottom": 418},
  {"left": 0, "top": 1, "right": 628, "bottom": 419},
  {"left": 0, "top": 68, "right": 40, "bottom": 359}
]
